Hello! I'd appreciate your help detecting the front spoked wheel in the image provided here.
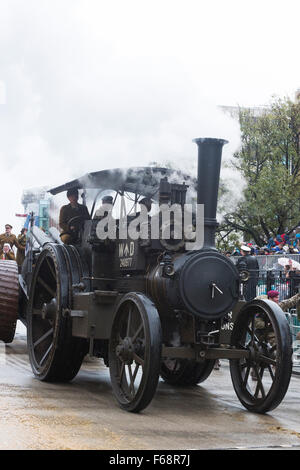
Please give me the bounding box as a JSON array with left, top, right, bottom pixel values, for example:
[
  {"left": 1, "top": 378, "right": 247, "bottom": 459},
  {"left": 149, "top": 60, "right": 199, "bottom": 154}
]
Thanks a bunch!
[
  {"left": 230, "top": 299, "right": 292, "bottom": 413},
  {"left": 109, "top": 293, "right": 162, "bottom": 412}
]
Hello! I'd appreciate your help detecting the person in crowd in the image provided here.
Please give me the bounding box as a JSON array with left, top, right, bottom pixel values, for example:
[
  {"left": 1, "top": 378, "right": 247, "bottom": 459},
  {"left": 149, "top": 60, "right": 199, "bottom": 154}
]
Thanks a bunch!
[
  {"left": 267, "top": 289, "right": 300, "bottom": 317},
  {"left": 0, "top": 243, "right": 15, "bottom": 260},
  {"left": 267, "top": 237, "right": 275, "bottom": 250},
  {"left": 289, "top": 268, "right": 300, "bottom": 295},
  {"left": 284, "top": 264, "right": 291, "bottom": 278},
  {"left": 267, "top": 290, "right": 280, "bottom": 303},
  {"left": 59, "top": 188, "right": 90, "bottom": 244},
  {"left": 236, "top": 245, "right": 259, "bottom": 301},
  {"left": 273, "top": 241, "right": 285, "bottom": 253},
  {"left": 293, "top": 234, "right": 300, "bottom": 251},
  {"left": 16, "top": 227, "right": 27, "bottom": 271},
  {"left": 0, "top": 224, "right": 22, "bottom": 258}
]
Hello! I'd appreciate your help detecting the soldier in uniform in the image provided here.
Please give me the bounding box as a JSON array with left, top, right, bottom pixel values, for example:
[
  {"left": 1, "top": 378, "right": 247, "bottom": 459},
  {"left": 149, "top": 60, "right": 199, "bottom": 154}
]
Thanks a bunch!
[
  {"left": 59, "top": 188, "right": 90, "bottom": 244},
  {"left": 0, "top": 224, "right": 22, "bottom": 259},
  {"left": 16, "top": 228, "right": 28, "bottom": 271}
]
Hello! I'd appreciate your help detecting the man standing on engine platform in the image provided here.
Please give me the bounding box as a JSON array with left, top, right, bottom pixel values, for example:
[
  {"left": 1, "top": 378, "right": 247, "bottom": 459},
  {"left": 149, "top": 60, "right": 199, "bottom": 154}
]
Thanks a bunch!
[
  {"left": 0, "top": 224, "right": 22, "bottom": 259},
  {"left": 59, "top": 188, "right": 90, "bottom": 244}
]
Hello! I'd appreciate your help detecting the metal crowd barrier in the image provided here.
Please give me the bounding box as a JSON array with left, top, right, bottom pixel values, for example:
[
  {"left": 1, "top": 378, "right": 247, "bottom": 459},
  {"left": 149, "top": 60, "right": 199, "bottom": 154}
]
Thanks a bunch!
[
  {"left": 285, "top": 310, "right": 300, "bottom": 373},
  {"left": 232, "top": 253, "right": 300, "bottom": 270},
  {"left": 231, "top": 254, "right": 300, "bottom": 372},
  {"left": 231, "top": 254, "right": 300, "bottom": 301}
]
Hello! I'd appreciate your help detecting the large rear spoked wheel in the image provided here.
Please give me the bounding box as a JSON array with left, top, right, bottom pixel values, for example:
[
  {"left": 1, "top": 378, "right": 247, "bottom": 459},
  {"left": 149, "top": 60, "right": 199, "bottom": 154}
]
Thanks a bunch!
[
  {"left": 109, "top": 293, "right": 162, "bottom": 412},
  {"left": 230, "top": 299, "right": 292, "bottom": 413},
  {"left": 0, "top": 260, "right": 19, "bottom": 343},
  {"left": 27, "top": 245, "right": 86, "bottom": 382}
]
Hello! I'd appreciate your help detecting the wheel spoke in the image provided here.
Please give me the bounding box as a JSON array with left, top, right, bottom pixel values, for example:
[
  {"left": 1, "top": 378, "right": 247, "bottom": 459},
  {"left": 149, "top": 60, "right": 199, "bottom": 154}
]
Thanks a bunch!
[
  {"left": 33, "top": 328, "right": 54, "bottom": 349},
  {"left": 39, "top": 343, "right": 53, "bottom": 366},
  {"left": 133, "top": 352, "right": 144, "bottom": 367},
  {"left": 37, "top": 276, "right": 56, "bottom": 298},
  {"left": 126, "top": 307, "right": 133, "bottom": 337},
  {"left": 128, "top": 364, "right": 136, "bottom": 396},
  {"left": 254, "top": 366, "right": 266, "bottom": 399},
  {"left": 257, "top": 353, "right": 277, "bottom": 367},
  {"left": 45, "top": 257, "right": 56, "bottom": 281},
  {"left": 122, "top": 365, "right": 133, "bottom": 398},
  {"left": 132, "top": 322, "right": 143, "bottom": 343},
  {"left": 267, "top": 364, "right": 275, "bottom": 380},
  {"left": 132, "top": 363, "right": 139, "bottom": 382},
  {"left": 242, "top": 362, "right": 251, "bottom": 386},
  {"left": 119, "top": 361, "right": 125, "bottom": 384}
]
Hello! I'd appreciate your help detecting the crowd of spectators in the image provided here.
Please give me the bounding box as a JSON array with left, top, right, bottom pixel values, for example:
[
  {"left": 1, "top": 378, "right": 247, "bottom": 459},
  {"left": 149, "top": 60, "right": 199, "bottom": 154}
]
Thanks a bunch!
[
  {"left": 226, "top": 233, "right": 300, "bottom": 257},
  {"left": 224, "top": 236, "right": 300, "bottom": 303}
]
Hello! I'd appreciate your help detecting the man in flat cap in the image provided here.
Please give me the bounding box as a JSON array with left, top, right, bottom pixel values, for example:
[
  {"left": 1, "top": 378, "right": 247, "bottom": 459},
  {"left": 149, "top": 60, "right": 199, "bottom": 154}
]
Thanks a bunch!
[
  {"left": 236, "top": 244, "right": 259, "bottom": 301},
  {"left": 59, "top": 188, "right": 90, "bottom": 244},
  {"left": 0, "top": 224, "right": 22, "bottom": 259}
]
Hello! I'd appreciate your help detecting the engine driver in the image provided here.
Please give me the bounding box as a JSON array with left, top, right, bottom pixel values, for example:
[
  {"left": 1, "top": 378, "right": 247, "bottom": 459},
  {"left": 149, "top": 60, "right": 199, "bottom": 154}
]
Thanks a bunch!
[{"left": 59, "top": 188, "right": 90, "bottom": 244}]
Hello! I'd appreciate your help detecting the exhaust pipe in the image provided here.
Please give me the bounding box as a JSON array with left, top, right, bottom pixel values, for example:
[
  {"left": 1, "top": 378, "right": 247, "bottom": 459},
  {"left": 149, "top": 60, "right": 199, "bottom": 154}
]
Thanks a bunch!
[{"left": 193, "top": 138, "right": 228, "bottom": 250}]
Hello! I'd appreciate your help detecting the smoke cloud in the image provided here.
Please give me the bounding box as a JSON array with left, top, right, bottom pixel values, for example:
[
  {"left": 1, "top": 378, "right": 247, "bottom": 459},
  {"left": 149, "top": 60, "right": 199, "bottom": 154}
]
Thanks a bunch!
[{"left": 2, "top": 0, "right": 279, "bottom": 234}]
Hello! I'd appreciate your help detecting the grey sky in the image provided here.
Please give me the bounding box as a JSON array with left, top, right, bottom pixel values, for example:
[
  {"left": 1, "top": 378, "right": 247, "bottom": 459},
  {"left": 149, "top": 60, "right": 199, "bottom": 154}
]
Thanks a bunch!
[{"left": 0, "top": 0, "right": 299, "bottom": 232}]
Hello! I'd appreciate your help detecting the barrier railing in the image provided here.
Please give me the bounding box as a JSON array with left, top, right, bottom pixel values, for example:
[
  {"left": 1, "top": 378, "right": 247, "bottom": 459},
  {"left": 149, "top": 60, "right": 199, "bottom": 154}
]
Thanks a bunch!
[
  {"left": 231, "top": 255, "right": 300, "bottom": 301},
  {"left": 285, "top": 310, "right": 300, "bottom": 374}
]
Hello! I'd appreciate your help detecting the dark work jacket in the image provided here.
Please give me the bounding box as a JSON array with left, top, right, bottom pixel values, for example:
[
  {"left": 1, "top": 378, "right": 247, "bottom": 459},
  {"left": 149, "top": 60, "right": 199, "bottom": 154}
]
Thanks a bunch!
[{"left": 59, "top": 203, "right": 90, "bottom": 234}]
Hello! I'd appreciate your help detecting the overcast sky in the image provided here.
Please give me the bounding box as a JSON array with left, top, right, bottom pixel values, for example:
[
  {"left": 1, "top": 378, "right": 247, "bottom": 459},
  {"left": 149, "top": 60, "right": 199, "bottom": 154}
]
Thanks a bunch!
[{"left": 0, "top": 0, "right": 299, "bottom": 233}]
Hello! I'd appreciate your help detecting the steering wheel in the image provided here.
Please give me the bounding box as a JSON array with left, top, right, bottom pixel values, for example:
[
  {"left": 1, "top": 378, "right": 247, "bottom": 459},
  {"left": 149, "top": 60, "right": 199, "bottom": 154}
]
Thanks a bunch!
[{"left": 67, "top": 216, "right": 85, "bottom": 232}]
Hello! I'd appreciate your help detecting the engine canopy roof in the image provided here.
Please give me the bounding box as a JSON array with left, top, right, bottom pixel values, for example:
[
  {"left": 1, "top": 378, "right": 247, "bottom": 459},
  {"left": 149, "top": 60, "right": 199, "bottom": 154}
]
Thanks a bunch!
[{"left": 48, "top": 166, "right": 193, "bottom": 199}]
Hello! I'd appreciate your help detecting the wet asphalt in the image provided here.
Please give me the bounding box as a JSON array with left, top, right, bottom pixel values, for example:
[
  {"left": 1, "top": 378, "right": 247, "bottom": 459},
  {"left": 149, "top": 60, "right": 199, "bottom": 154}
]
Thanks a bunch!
[{"left": 0, "top": 322, "right": 300, "bottom": 450}]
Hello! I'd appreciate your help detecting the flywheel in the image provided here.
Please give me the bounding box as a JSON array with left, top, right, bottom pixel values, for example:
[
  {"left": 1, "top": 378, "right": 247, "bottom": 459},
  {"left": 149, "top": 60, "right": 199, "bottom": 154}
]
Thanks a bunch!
[{"left": 0, "top": 260, "right": 19, "bottom": 343}]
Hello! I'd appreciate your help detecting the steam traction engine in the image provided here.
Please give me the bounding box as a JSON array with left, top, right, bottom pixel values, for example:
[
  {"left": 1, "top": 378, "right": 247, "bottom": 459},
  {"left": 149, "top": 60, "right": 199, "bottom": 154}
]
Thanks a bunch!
[{"left": 0, "top": 138, "right": 292, "bottom": 413}]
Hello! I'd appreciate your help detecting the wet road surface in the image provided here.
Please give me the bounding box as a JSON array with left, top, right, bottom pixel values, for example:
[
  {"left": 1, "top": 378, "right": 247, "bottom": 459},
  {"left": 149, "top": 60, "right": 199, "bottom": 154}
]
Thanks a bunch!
[{"left": 1, "top": 322, "right": 300, "bottom": 450}]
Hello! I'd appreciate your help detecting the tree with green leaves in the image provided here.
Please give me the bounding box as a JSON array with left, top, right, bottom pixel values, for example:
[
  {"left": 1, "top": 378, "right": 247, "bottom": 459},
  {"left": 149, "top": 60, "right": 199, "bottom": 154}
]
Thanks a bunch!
[{"left": 219, "top": 96, "right": 300, "bottom": 248}]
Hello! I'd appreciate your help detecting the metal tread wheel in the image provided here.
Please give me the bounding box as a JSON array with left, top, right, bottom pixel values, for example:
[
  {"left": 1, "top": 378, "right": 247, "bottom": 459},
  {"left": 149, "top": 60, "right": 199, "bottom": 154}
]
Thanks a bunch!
[
  {"left": 160, "top": 357, "right": 215, "bottom": 386},
  {"left": 109, "top": 293, "right": 162, "bottom": 412},
  {"left": 0, "top": 260, "right": 19, "bottom": 343},
  {"left": 229, "top": 299, "right": 292, "bottom": 413},
  {"left": 27, "top": 244, "right": 87, "bottom": 382}
]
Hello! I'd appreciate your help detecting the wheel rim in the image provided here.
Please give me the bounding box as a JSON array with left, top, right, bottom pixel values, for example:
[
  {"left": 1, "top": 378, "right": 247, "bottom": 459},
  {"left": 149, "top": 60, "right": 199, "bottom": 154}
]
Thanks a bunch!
[
  {"left": 27, "top": 244, "right": 88, "bottom": 382},
  {"left": 230, "top": 300, "right": 292, "bottom": 413},
  {"left": 28, "top": 250, "right": 63, "bottom": 375},
  {"left": 109, "top": 294, "right": 161, "bottom": 412}
]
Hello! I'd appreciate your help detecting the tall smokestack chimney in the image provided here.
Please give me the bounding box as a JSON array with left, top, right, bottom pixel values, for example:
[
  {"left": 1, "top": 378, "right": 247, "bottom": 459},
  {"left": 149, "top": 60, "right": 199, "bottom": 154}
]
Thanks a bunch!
[{"left": 193, "top": 137, "right": 228, "bottom": 250}]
